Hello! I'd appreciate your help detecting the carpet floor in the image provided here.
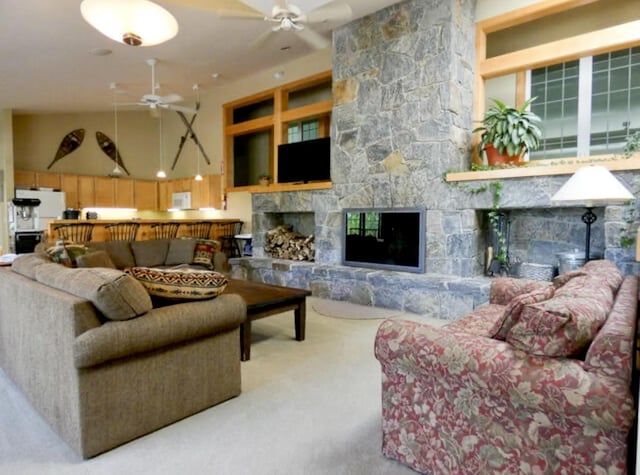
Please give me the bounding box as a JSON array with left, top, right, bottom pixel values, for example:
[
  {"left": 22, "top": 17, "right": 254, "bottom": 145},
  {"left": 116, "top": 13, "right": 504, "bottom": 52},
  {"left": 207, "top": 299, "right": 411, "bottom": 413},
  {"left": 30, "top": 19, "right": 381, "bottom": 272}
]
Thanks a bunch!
[{"left": 0, "top": 299, "right": 445, "bottom": 475}]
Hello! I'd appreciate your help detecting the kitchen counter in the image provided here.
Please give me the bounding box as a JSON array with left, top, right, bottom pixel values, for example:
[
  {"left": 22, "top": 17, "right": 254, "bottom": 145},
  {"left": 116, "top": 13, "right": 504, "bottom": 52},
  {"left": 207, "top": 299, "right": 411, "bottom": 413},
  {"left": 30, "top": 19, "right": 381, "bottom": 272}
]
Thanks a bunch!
[{"left": 48, "top": 218, "right": 242, "bottom": 242}]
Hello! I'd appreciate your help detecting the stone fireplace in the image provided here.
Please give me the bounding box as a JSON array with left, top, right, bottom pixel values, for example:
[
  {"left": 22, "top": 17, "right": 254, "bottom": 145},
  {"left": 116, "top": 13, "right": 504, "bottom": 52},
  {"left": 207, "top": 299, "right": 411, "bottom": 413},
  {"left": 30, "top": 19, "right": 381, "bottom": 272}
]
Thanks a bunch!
[{"left": 231, "top": 0, "right": 639, "bottom": 318}]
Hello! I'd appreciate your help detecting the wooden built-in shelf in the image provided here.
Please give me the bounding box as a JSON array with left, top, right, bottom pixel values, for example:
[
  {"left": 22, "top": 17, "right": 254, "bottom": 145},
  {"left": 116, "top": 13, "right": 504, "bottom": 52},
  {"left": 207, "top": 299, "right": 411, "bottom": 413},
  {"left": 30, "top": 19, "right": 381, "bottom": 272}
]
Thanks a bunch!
[
  {"left": 446, "top": 156, "right": 640, "bottom": 182},
  {"left": 228, "top": 181, "right": 333, "bottom": 194}
]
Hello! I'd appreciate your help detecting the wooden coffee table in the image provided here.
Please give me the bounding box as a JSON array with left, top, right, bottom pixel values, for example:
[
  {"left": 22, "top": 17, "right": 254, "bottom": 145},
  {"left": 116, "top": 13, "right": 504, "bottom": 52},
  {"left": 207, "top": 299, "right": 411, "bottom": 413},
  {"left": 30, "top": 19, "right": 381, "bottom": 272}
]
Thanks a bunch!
[{"left": 224, "top": 278, "right": 311, "bottom": 361}]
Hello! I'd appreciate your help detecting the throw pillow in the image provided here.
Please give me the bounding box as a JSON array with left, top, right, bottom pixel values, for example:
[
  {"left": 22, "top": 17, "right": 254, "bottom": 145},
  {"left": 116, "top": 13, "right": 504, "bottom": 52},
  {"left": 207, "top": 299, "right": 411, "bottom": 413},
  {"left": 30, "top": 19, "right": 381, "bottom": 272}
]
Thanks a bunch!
[
  {"left": 46, "top": 241, "right": 88, "bottom": 267},
  {"left": 552, "top": 269, "right": 587, "bottom": 288},
  {"left": 165, "top": 238, "right": 197, "bottom": 266},
  {"left": 191, "top": 239, "right": 219, "bottom": 270},
  {"left": 131, "top": 239, "right": 170, "bottom": 267},
  {"left": 506, "top": 295, "right": 609, "bottom": 357},
  {"left": 583, "top": 260, "right": 623, "bottom": 292},
  {"left": 35, "top": 264, "right": 152, "bottom": 321},
  {"left": 126, "top": 266, "right": 228, "bottom": 300},
  {"left": 76, "top": 250, "right": 116, "bottom": 269},
  {"left": 492, "top": 285, "right": 556, "bottom": 340}
]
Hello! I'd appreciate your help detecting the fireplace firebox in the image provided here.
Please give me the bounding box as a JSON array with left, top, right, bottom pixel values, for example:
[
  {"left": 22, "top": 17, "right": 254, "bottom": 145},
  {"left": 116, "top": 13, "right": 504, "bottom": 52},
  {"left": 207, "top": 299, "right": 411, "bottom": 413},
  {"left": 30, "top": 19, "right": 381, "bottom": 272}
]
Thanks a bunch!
[{"left": 342, "top": 208, "right": 426, "bottom": 273}]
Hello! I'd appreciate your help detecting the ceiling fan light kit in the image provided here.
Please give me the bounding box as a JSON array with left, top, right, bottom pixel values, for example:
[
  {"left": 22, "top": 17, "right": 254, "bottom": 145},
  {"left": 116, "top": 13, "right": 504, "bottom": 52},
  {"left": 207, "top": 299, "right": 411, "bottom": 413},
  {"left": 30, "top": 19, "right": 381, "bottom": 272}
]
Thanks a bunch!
[{"left": 80, "top": 0, "right": 179, "bottom": 47}]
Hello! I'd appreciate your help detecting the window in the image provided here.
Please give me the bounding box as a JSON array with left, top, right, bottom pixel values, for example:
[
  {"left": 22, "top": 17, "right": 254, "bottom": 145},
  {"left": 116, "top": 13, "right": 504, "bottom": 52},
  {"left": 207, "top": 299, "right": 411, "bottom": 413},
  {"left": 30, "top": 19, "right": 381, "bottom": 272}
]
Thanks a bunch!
[
  {"left": 287, "top": 119, "right": 319, "bottom": 143},
  {"left": 529, "top": 46, "right": 640, "bottom": 160}
]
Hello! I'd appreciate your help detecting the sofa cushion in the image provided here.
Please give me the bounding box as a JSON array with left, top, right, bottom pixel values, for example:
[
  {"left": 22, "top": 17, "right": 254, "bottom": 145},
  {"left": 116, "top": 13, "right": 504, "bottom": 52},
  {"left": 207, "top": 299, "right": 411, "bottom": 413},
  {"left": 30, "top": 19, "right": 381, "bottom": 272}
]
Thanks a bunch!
[
  {"left": 552, "top": 269, "right": 587, "bottom": 288},
  {"left": 131, "top": 239, "right": 170, "bottom": 267},
  {"left": 506, "top": 295, "right": 610, "bottom": 357},
  {"left": 165, "top": 238, "right": 197, "bottom": 266},
  {"left": 126, "top": 266, "right": 228, "bottom": 300},
  {"left": 493, "top": 285, "right": 556, "bottom": 340},
  {"left": 88, "top": 241, "right": 135, "bottom": 269},
  {"left": 35, "top": 263, "right": 152, "bottom": 321},
  {"left": 191, "top": 239, "right": 219, "bottom": 270},
  {"left": 46, "top": 242, "right": 88, "bottom": 267},
  {"left": 76, "top": 250, "right": 116, "bottom": 269},
  {"left": 11, "top": 253, "right": 53, "bottom": 279}
]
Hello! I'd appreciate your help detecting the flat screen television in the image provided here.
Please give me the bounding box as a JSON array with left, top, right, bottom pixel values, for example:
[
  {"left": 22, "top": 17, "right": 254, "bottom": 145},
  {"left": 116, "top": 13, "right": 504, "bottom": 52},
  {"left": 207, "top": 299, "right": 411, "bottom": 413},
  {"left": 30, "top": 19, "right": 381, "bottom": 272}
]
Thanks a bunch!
[
  {"left": 277, "top": 137, "right": 331, "bottom": 184},
  {"left": 342, "top": 207, "right": 426, "bottom": 273}
]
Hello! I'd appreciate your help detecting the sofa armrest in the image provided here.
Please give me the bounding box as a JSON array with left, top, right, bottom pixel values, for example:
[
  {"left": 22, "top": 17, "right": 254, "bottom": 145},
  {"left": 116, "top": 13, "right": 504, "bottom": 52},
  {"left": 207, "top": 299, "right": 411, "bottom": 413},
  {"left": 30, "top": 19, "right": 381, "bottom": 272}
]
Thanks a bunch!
[
  {"left": 374, "top": 318, "right": 635, "bottom": 431},
  {"left": 489, "top": 277, "right": 553, "bottom": 305},
  {"left": 73, "top": 294, "right": 246, "bottom": 368}
]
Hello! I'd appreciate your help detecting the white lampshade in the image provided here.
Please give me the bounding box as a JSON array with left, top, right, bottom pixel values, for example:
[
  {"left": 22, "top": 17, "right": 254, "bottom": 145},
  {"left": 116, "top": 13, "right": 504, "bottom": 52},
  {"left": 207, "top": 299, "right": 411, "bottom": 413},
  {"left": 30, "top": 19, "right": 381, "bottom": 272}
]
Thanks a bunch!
[
  {"left": 551, "top": 165, "right": 634, "bottom": 207},
  {"left": 80, "top": 0, "right": 178, "bottom": 47}
]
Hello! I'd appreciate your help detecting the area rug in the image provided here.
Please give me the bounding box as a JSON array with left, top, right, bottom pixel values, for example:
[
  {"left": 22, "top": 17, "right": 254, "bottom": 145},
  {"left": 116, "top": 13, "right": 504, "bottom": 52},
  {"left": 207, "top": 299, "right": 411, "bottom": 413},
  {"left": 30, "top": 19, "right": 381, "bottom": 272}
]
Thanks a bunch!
[{"left": 310, "top": 297, "right": 402, "bottom": 320}]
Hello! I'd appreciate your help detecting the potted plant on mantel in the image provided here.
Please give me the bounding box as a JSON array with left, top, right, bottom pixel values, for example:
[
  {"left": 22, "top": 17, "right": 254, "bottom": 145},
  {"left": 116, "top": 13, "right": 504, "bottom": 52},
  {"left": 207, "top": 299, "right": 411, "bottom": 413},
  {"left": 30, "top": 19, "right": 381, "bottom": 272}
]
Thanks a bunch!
[
  {"left": 473, "top": 97, "right": 543, "bottom": 167},
  {"left": 258, "top": 174, "right": 271, "bottom": 186}
]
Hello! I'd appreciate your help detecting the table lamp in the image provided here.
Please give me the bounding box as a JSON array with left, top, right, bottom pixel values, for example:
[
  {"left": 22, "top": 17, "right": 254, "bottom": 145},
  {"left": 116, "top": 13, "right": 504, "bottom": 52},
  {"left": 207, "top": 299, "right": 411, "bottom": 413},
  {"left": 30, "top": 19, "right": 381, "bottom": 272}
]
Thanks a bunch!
[{"left": 551, "top": 165, "right": 634, "bottom": 261}]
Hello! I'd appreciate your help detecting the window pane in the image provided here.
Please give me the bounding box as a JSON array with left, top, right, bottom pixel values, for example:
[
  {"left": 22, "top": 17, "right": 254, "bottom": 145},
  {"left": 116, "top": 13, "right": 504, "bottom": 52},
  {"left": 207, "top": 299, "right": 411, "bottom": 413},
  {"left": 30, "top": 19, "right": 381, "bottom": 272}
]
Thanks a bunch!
[{"left": 589, "top": 48, "right": 638, "bottom": 155}]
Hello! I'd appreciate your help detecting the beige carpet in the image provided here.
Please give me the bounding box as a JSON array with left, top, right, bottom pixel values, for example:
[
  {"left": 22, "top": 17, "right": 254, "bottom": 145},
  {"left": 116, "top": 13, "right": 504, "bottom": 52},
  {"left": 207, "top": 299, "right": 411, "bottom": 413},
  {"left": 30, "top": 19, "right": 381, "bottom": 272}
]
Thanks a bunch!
[
  {"left": 310, "top": 297, "right": 403, "bottom": 319},
  {"left": 0, "top": 298, "right": 445, "bottom": 475}
]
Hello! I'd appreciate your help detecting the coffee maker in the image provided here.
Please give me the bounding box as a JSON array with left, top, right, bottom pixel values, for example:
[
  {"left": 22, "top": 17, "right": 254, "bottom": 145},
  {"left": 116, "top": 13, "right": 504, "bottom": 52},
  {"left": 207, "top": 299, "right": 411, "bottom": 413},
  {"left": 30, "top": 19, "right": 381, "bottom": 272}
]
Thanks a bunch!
[{"left": 9, "top": 198, "right": 43, "bottom": 253}]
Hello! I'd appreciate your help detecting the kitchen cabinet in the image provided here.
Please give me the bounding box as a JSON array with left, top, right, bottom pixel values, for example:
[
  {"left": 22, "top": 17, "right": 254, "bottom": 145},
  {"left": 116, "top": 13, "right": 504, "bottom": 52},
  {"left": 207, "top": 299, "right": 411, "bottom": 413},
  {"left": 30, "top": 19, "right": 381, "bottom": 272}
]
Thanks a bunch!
[
  {"left": 94, "top": 177, "right": 115, "bottom": 208},
  {"left": 14, "top": 170, "right": 36, "bottom": 188},
  {"left": 158, "top": 181, "right": 169, "bottom": 210},
  {"left": 115, "top": 178, "right": 135, "bottom": 208},
  {"left": 14, "top": 170, "right": 61, "bottom": 190},
  {"left": 77, "top": 175, "right": 95, "bottom": 208},
  {"left": 134, "top": 180, "right": 158, "bottom": 210},
  {"left": 60, "top": 174, "right": 78, "bottom": 208}
]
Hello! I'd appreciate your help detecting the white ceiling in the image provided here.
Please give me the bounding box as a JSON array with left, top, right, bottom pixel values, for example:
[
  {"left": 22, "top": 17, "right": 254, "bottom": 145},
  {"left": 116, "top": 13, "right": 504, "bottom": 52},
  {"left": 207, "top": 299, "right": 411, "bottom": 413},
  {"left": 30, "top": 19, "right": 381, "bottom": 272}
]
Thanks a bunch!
[{"left": 0, "top": 0, "right": 402, "bottom": 114}]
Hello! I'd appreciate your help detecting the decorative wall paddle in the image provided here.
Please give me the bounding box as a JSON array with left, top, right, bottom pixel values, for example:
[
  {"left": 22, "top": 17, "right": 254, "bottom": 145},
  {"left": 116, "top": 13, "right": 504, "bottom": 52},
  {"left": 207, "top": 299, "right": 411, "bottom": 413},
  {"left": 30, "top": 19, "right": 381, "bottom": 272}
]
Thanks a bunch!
[
  {"left": 47, "top": 128, "right": 85, "bottom": 169},
  {"left": 96, "top": 131, "right": 130, "bottom": 175}
]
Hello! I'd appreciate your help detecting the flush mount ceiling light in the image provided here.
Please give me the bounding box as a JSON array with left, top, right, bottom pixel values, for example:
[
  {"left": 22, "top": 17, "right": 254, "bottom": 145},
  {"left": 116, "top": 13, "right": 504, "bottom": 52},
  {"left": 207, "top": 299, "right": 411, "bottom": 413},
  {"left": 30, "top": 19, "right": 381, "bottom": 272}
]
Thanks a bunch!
[{"left": 80, "top": 0, "right": 178, "bottom": 47}]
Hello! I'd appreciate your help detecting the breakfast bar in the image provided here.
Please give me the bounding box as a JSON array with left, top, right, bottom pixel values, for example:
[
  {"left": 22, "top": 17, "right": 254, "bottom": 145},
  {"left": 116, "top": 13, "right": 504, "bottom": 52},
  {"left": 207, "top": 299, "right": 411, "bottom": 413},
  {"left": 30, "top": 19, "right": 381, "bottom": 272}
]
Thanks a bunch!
[{"left": 48, "top": 218, "right": 242, "bottom": 242}]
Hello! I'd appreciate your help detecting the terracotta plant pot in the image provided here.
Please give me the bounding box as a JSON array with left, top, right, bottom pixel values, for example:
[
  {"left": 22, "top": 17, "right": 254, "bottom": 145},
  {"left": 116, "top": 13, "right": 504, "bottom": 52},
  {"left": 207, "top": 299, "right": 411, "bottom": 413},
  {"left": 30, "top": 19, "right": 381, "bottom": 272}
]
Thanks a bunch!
[{"left": 484, "top": 144, "right": 522, "bottom": 167}]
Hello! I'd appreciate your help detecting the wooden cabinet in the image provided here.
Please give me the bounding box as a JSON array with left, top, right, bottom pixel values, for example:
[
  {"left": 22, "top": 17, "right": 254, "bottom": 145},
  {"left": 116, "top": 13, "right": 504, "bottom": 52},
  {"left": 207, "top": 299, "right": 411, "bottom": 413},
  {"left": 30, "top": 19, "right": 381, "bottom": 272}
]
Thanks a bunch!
[
  {"left": 158, "top": 181, "right": 169, "bottom": 210},
  {"left": 14, "top": 170, "right": 61, "bottom": 190},
  {"left": 134, "top": 180, "right": 158, "bottom": 210},
  {"left": 94, "top": 177, "right": 115, "bottom": 208},
  {"left": 115, "top": 178, "right": 135, "bottom": 208},
  {"left": 157, "top": 175, "right": 222, "bottom": 210},
  {"left": 14, "top": 170, "right": 36, "bottom": 188},
  {"left": 60, "top": 174, "right": 78, "bottom": 208},
  {"left": 77, "top": 175, "right": 95, "bottom": 208}
]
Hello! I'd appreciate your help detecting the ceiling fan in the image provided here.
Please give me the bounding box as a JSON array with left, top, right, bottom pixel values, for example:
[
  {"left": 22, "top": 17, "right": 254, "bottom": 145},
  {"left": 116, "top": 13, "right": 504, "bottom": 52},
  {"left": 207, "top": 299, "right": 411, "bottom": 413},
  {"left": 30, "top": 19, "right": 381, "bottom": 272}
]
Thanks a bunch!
[
  {"left": 132, "top": 58, "right": 197, "bottom": 116},
  {"left": 165, "top": 0, "right": 353, "bottom": 50}
]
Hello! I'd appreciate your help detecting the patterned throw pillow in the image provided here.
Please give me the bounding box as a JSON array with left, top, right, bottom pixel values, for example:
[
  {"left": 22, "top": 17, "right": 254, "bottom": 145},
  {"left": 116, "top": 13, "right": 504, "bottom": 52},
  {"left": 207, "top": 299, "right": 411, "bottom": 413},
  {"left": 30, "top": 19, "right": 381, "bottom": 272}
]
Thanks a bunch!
[
  {"left": 191, "top": 239, "right": 220, "bottom": 270},
  {"left": 492, "top": 285, "right": 556, "bottom": 340},
  {"left": 126, "top": 267, "right": 228, "bottom": 300},
  {"left": 46, "top": 241, "right": 88, "bottom": 268},
  {"left": 506, "top": 296, "right": 609, "bottom": 357}
]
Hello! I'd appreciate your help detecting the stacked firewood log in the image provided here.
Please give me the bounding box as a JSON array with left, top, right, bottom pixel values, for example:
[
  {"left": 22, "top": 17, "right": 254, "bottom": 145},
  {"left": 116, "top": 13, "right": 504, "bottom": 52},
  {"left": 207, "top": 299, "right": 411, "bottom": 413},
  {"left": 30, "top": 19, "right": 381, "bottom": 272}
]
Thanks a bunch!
[{"left": 265, "top": 224, "right": 315, "bottom": 261}]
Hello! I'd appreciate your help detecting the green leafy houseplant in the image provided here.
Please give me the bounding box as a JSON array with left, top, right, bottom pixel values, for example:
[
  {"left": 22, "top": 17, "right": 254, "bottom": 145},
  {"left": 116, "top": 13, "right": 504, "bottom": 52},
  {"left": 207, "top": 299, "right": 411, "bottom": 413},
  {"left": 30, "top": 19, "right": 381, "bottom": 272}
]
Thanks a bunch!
[{"left": 474, "top": 97, "right": 543, "bottom": 165}]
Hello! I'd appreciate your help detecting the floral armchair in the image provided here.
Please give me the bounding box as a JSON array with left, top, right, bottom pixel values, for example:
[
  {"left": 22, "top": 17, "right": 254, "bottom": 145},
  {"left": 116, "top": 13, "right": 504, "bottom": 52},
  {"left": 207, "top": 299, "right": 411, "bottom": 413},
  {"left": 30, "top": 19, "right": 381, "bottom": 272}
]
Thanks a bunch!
[{"left": 375, "top": 261, "right": 637, "bottom": 474}]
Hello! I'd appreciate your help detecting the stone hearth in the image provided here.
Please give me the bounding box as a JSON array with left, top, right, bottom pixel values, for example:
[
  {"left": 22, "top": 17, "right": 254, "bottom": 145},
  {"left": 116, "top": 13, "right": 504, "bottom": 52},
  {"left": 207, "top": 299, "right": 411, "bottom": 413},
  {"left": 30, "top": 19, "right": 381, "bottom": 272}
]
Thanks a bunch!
[{"left": 231, "top": 0, "right": 639, "bottom": 318}]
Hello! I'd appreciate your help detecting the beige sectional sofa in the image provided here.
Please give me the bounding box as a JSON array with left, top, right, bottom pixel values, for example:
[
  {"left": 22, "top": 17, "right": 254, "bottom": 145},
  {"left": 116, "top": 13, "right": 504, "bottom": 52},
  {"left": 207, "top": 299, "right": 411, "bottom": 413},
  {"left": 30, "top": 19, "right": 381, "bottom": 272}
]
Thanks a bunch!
[{"left": 0, "top": 247, "right": 246, "bottom": 459}]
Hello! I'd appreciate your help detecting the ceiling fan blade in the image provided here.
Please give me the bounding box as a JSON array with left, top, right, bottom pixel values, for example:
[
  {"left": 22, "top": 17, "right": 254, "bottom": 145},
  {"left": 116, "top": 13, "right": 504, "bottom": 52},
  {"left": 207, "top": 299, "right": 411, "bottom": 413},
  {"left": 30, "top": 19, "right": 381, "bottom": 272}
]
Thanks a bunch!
[
  {"left": 160, "top": 93, "right": 184, "bottom": 104},
  {"left": 164, "top": 104, "right": 198, "bottom": 114},
  {"left": 296, "top": 26, "right": 330, "bottom": 50},
  {"left": 301, "top": 2, "right": 353, "bottom": 24},
  {"left": 250, "top": 27, "right": 279, "bottom": 48}
]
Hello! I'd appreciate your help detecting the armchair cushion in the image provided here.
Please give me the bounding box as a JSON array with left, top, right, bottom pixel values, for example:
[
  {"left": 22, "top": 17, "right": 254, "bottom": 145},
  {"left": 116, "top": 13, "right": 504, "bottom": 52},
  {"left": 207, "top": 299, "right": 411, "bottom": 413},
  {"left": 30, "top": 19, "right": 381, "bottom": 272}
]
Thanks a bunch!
[{"left": 493, "top": 285, "right": 555, "bottom": 340}]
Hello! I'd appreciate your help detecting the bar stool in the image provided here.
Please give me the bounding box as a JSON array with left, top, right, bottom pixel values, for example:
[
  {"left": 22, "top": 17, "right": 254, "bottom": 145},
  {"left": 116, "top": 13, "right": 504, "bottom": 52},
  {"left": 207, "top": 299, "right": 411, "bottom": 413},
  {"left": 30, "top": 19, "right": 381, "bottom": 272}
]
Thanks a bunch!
[
  {"left": 150, "top": 222, "right": 180, "bottom": 239},
  {"left": 185, "top": 221, "right": 213, "bottom": 239},
  {"left": 105, "top": 222, "right": 140, "bottom": 241},
  {"left": 54, "top": 223, "right": 94, "bottom": 243},
  {"left": 214, "top": 221, "right": 243, "bottom": 258}
]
